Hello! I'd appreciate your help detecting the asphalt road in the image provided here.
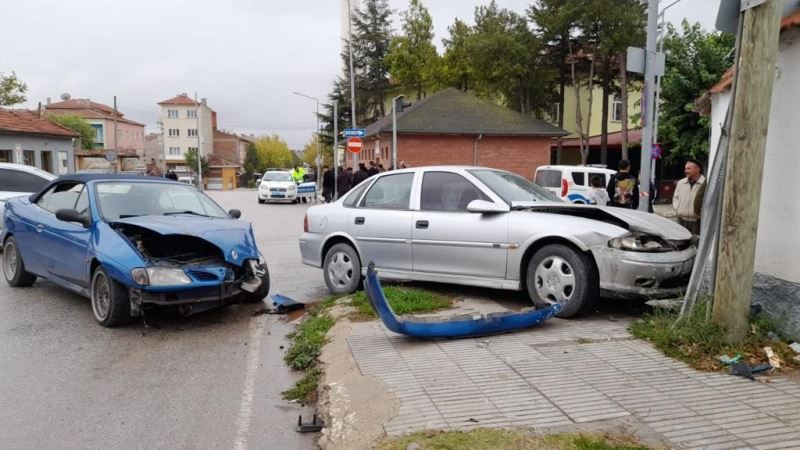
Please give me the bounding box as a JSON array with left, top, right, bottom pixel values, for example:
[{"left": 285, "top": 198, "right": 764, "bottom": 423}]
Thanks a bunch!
[{"left": 0, "top": 190, "right": 329, "bottom": 449}]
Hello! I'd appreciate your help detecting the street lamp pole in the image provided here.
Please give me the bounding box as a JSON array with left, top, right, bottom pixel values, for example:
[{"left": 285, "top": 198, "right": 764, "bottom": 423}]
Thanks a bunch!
[
  {"left": 292, "top": 91, "right": 321, "bottom": 187},
  {"left": 392, "top": 95, "right": 404, "bottom": 171},
  {"left": 346, "top": 0, "right": 358, "bottom": 165},
  {"left": 333, "top": 100, "right": 339, "bottom": 200}
]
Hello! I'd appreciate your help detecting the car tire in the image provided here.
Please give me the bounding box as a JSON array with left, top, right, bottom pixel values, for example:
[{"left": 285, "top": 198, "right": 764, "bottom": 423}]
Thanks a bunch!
[
  {"left": 243, "top": 265, "right": 270, "bottom": 303},
  {"left": 258, "top": 198, "right": 265, "bottom": 204},
  {"left": 323, "top": 243, "right": 361, "bottom": 295},
  {"left": 525, "top": 244, "right": 598, "bottom": 318},
  {"left": 3, "top": 236, "right": 37, "bottom": 287},
  {"left": 91, "top": 266, "right": 132, "bottom": 327}
]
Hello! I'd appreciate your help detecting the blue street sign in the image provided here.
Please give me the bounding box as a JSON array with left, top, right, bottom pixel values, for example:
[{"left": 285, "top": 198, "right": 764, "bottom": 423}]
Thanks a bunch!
[{"left": 343, "top": 128, "right": 366, "bottom": 138}]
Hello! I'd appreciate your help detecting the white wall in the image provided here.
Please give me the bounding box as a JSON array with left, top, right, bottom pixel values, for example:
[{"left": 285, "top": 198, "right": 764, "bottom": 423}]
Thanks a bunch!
[{"left": 709, "top": 27, "right": 800, "bottom": 283}]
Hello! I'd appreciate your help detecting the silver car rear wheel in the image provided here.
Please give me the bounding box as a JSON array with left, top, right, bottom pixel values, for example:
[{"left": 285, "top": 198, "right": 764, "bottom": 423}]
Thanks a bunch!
[{"left": 323, "top": 243, "right": 362, "bottom": 295}]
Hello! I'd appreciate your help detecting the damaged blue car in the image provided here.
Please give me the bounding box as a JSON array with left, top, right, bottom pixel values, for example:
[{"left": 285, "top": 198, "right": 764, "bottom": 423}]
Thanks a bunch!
[{"left": 1, "top": 174, "right": 269, "bottom": 327}]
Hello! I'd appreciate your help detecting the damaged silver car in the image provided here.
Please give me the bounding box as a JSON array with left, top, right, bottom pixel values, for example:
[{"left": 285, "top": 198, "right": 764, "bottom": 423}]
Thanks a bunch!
[{"left": 299, "top": 166, "right": 695, "bottom": 318}]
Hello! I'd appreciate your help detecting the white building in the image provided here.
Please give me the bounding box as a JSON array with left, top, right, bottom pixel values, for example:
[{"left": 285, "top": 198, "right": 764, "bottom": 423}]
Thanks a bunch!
[
  {"left": 698, "top": 10, "right": 800, "bottom": 339},
  {"left": 157, "top": 93, "right": 215, "bottom": 173}
]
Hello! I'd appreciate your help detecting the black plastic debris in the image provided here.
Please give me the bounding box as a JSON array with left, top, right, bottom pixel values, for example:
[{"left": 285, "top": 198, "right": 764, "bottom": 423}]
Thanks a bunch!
[
  {"left": 272, "top": 294, "right": 305, "bottom": 313},
  {"left": 296, "top": 414, "right": 323, "bottom": 433},
  {"left": 730, "top": 362, "right": 773, "bottom": 380}
]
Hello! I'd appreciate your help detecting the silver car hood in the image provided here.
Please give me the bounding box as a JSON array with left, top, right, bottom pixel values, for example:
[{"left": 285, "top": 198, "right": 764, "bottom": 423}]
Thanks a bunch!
[{"left": 512, "top": 202, "right": 691, "bottom": 240}]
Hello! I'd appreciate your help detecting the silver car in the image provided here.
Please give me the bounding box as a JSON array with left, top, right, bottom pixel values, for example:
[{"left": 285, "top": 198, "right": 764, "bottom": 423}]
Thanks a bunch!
[{"left": 299, "top": 166, "right": 695, "bottom": 317}]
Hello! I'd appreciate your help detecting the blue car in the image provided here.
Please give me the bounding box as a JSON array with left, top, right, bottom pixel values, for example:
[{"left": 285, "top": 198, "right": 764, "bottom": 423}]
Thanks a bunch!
[{"left": 1, "top": 174, "right": 269, "bottom": 327}]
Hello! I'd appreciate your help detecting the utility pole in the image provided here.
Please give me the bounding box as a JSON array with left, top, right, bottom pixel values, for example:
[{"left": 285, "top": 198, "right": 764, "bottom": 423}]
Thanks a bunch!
[
  {"left": 346, "top": 0, "right": 358, "bottom": 165},
  {"left": 333, "top": 100, "right": 339, "bottom": 200},
  {"left": 637, "top": 0, "right": 658, "bottom": 211},
  {"left": 113, "top": 95, "right": 118, "bottom": 173},
  {"left": 194, "top": 92, "right": 203, "bottom": 191},
  {"left": 392, "top": 95, "right": 404, "bottom": 171},
  {"left": 713, "top": 0, "right": 782, "bottom": 343}
]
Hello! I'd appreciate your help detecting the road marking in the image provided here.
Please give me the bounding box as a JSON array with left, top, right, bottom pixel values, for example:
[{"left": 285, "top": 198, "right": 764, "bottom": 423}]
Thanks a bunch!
[{"left": 234, "top": 314, "right": 267, "bottom": 450}]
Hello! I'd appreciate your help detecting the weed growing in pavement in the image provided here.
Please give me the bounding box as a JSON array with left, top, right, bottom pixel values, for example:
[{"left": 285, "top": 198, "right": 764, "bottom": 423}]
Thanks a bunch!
[
  {"left": 281, "top": 286, "right": 452, "bottom": 403},
  {"left": 376, "top": 429, "right": 653, "bottom": 450},
  {"left": 348, "top": 286, "right": 452, "bottom": 320},
  {"left": 629, "top": 300, "right": 799, "bottom": 372}
]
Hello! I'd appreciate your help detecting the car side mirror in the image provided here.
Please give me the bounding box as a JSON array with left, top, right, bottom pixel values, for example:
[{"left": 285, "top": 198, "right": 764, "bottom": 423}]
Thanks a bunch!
[
  {"left": 466, "top": 200, "right": 510, "bottom": 214},
  {"left": 228, "top": 209, "right": 241, "bottom": 219},
  {"left": 56, "top": 208, "right": 90, "bottom": 227}
]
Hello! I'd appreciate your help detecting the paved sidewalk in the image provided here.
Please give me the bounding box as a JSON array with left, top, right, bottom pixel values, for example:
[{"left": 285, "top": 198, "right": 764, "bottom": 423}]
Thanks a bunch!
[{"left": 346, "top": 317, "right": 800, "bottom": 449}]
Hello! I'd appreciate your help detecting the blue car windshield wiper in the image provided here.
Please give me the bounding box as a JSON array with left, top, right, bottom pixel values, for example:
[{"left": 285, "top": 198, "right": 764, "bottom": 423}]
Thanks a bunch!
[{"left": 163, "top": 210, "right": 210, "bottom": 217}]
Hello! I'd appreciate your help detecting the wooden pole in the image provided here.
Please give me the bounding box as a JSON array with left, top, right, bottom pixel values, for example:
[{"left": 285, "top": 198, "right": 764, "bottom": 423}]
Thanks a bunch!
[{"left": 713, "top": 0, "right": 782, "bottom": 343}]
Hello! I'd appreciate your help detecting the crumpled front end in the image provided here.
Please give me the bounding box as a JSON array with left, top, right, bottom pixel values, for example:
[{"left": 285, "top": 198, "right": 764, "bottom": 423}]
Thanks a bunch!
[
  {"left": 112, "top": 222, "right": 267, "bottom": 315},
  {"left": 591, "top": 244, "right": 697, "bottom": 299}
]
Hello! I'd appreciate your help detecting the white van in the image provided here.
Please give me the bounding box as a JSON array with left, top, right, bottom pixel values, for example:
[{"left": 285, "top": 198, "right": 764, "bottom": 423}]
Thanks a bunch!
[{"left": 534, "top": 165, "right": 616, "bottom": 204}]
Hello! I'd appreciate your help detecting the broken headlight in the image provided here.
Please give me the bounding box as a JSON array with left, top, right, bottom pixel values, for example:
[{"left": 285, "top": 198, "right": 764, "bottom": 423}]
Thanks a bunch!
[
  {"left": 608, "top": 234, "right": 674, "bottom": 253},
  {"left": 130, "top": 268, "right": 192, "bottom": 286}
]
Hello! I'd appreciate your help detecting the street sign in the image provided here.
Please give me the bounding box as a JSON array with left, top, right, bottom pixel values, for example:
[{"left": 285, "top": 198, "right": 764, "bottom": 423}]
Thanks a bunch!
[
  {"left": 343, "top": 128, "right": 366, "bottom": 138},
  {"left": 104, "top": 150, "right": 117, "bottom": 162},
  {"left": 346, "top": 137, "right": 363, "bottom": 154},
  {"left": 627, "top": 47, "right": 665, "bottom": 76}
]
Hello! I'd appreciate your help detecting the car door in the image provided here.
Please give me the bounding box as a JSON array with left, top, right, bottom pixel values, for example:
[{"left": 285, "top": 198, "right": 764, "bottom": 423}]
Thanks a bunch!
[
  {"left": 412, "top": 171, "right": 509, "bottom": 279},
  {"left": 37, "top": 182, "right": 92, "bottom": 286},
  {"left": 347, "top": 172, "right": 415, "bottom": 272}
]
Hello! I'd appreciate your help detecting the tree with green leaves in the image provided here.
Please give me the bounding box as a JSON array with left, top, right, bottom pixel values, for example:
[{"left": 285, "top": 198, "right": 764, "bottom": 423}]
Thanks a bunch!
[
  {"left": 439, "top": 19, "right": 474, "bottom": 91},
  {"left": 0, "top": 72, "right": 27, "bottom": 106},
  {"left": 184, "top": 148, "right": 209, "bottom": 175},
  {"left": 48, "top": 115, "right": 95, "bottom": 150},
  {"left": 352, "top": 0, "right": 394, "bottom": 121},
  {"left": 254, "top": 134, "right": 296, "bottom": 169},
  {"left": 243, "top": 143, "right": 262, "bottom": 179},
  {"left": 659, "top": 20, "right": 734, "bottom": 160},
  {"left": 386, "top": 0, "right": 439, "bottom": 100}
]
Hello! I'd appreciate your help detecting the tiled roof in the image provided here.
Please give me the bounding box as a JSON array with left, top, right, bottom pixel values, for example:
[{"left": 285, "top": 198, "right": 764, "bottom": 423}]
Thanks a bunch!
[
  {"left": 158, "top": 93, "right": 201, "bottom": 106},
  {"left": 364, "top": 88, "right": 567, "bottom": 137},
  {"left": 556, "top": 129, "right": 642, "bottom": 148},
  {"left": 44, "top": 98, "right": 145, "bottom": 127},
  {"left": 707, "top": 9, "right": 800, "bottom": 95},
  {"left": 0, "top": 109, "right": 80, "bottom": 138}
]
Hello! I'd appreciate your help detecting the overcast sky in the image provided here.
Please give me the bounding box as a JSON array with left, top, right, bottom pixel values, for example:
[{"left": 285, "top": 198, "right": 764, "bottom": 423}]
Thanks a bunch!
[{"left": 2, "top": 0, "right": 720, "bottom": 149}]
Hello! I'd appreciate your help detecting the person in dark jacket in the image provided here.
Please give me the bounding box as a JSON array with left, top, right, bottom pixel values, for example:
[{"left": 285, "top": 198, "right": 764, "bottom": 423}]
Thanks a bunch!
[
  {"left": 352, "top": 163, "right": 369, "bottom": 185},
  {"left": 337, "top": 166, "right": 351, "bottom": 197},
  {"left": 367, "top": 161, "right": 379, "bottom": 177},
  {"left": 606, "top": 159, "right": 639, "bottom": 209},
  {"left": 321, "top": 165, "right": 334, "bottom": 203}
]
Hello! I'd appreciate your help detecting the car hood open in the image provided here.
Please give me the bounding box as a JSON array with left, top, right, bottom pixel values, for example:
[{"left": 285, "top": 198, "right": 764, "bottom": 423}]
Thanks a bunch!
[
  {"left": 110, "top": 215, "right": 259, "bottom": 265},
  {"left": 514, "top": 202, "right": 691, "bottom": 240}
]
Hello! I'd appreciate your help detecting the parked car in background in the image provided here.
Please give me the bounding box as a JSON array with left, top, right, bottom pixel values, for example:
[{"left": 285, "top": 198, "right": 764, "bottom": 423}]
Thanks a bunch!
[
  {"left": 0, "top": 163, "right": 57, "bottom": 234},
  {"left": 299, "top": 166, "right": 695, "bottom": 318},
  {"left": 534, "top": 165, "right": 616, "bottom": 204},
  {"left": 2, "top": 174, "right": 269, "bottom": 327},
  {"left": 258, "top": 170, "right": 298, "bottom": 204}
]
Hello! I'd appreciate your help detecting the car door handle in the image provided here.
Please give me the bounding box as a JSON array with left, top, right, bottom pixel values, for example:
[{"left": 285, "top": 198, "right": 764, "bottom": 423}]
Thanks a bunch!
[
  {"left": 36, "top": 224, "right": 44, "bottom": 233},
  {"left": 354, "top": 216, "right": 365, "bottom": 225},
  {"left": 416, "top": 220, "right": 429, "bottom": 229}
]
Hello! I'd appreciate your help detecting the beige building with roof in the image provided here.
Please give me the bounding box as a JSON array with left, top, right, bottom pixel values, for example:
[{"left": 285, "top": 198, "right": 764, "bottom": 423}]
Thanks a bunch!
[
  {"left": 44, "top": 98, "right": 145, "bottom": 156},
  {"left": 158, "top": 93, "right": 214, "bottom": 172}
]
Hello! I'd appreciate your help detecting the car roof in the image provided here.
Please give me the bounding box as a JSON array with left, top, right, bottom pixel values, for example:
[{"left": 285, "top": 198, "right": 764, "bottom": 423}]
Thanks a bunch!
[
  {"left": 0, "top": 162, "right": 58, "bottom": 180},
  {"left": 29, "top": 173, "right": 181, "bottom": 202}
]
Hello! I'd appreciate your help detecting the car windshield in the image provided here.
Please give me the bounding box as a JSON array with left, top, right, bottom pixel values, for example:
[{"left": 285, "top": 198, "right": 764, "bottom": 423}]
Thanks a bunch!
[
  {"left": 263, "top": 172, "right": 292, "bottom": 182},
  {"left": 469, "top": 169, "right": 562, "bottom": 204},
  {"left": 95, "top": 182, "right": 229, "bottom": 220}
]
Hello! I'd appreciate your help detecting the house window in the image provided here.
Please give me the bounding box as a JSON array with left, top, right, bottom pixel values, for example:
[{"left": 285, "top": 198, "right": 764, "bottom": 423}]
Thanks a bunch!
[
  {"left": 188, "top": 129, "right": 198, "bottom": 137},
  {"left": 23, "top": 150, "right": 35, "bottom": 166},
  {"left": 611, "top": 95, "right": 623, "bottom": 122},
  {"left": 168, "top": 129, "right": 180, "bottom": 137},
  {"left": 550, "top": 102, "right": 560, "bottom": 123},
  {"left": 0, "top": 150, "right": 11, "bottom": 163},
  {"left": 168, "top": 109, "right": 179, "bottom": 118},
  {"left": 188, "top": 147, "right": 198, "bottom": 154},
  {"left": 169, "top": 147, "right": 181, "bottom": 156},
  {"left": 91, "top": 123, "right": 104, "bottom": 148},
  {"left": 187, "top": 109, "right": 197, "bottom": 119}
]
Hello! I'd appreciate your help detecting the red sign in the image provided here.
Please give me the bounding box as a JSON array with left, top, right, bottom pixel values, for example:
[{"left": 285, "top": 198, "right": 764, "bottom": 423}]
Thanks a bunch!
[{"left": 346, "top": 137, "right": 363, "bottom": 154}]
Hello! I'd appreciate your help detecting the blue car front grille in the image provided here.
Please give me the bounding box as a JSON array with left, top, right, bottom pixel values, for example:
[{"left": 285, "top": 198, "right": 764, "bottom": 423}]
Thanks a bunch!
[{"left": 189, "top": 270, "right": 219, "bottom": 282}]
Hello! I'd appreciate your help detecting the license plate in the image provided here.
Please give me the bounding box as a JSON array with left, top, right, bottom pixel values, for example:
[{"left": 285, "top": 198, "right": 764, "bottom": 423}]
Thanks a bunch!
[{"left": 271, "top": 194, "right": 285, "bottom": 198}]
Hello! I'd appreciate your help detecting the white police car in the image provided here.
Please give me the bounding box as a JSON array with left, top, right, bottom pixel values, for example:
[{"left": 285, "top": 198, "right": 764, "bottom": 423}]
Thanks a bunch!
[{"left": 534, "top": 165, "right": 616, "bottom": 204}]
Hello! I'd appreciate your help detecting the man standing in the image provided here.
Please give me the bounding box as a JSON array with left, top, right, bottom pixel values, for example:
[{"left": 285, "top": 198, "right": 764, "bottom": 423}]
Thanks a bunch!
[
  {"left": 606, "top": 159, "right": 639, "bottom": 209},
  {"left": 337, "top": 166, "right": 351, "bottom": 197},
  {"left": 290, "top": 165, "right": 306, "bottom": 183},
  {"left": 367, "top": 161, "right": 379, "bottom": 177},
  {"left": 672, "top": 159, "right": 705, "bottom": 235},
  {"left": 352, "top": 163, "right": 369, "bottom": 185},
  {"left": 321, "top": 165, "right": 334, "bottom": 203}
]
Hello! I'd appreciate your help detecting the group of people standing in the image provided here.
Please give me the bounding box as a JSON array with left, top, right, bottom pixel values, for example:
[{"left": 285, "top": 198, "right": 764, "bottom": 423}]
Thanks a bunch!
[
  {"left": 320, "top": 158, "right": 407, "bottom": 203},
  {"left": 584, "top": 158, "right": 706, "bottom": 236}
]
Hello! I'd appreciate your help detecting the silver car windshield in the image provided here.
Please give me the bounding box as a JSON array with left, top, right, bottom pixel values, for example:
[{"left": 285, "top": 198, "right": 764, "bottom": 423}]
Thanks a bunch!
[
  {"left": 95, "top": 182, "right": 229, "bottom": 220},
  {"left": 263, "top": 172, "right": 292, "bottom": 182},
  {"left": 469, "top": 169, "right": 562, "bottom": 204}
]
